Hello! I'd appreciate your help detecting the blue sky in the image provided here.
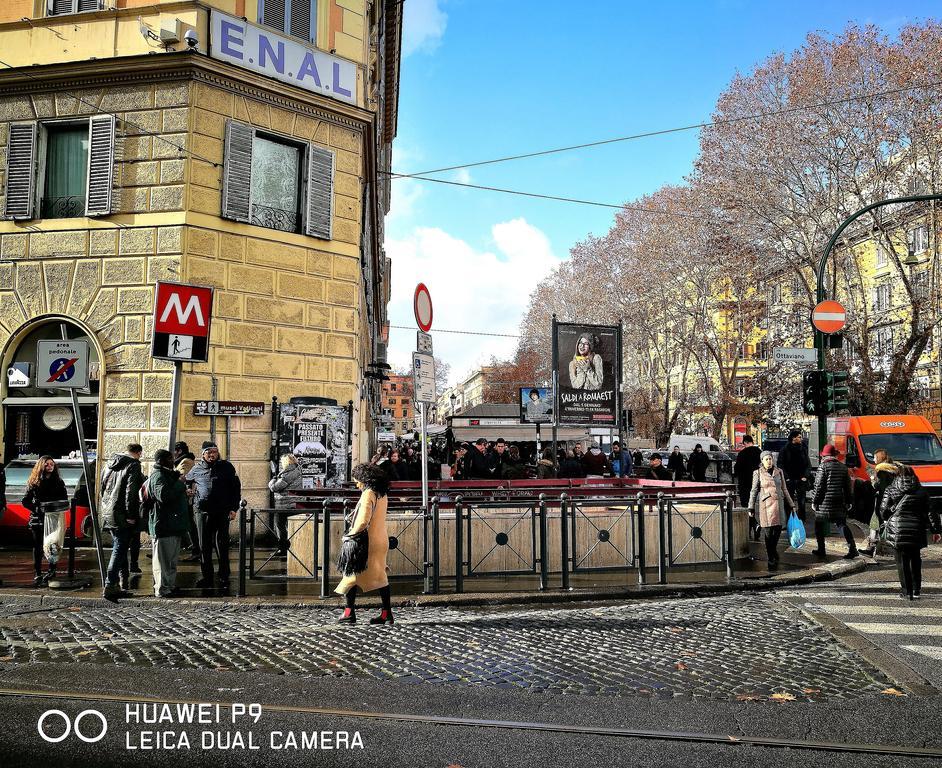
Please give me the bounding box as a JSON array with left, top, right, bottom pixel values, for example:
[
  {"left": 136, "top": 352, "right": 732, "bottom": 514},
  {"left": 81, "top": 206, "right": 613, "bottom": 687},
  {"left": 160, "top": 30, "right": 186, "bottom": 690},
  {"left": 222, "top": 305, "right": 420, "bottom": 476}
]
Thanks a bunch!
[{"left": 384, "top": 0, "right": 935, "bottom": 383}]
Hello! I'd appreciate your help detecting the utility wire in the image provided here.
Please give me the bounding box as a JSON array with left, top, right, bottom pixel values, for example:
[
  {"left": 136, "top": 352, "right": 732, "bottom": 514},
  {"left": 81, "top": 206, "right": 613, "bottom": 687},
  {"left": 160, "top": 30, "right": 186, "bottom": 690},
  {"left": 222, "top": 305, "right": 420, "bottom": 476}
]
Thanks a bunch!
[
  {"left": 386, "top": 172, "right": 710, "bottom": 218},
  {"left": 395, "top": 78, "right": 942, "bottom": 177},
  {"left": 389, "top": 324, "right": 520, "bottom": 338}
]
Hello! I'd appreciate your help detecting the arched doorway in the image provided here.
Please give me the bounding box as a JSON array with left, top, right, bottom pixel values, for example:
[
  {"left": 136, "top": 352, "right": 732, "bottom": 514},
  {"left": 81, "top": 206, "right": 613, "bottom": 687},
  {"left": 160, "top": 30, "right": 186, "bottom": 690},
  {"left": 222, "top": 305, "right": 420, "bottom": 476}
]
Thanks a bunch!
[{"left": 2, "top": 319, "right": 101, "bottom": 462}]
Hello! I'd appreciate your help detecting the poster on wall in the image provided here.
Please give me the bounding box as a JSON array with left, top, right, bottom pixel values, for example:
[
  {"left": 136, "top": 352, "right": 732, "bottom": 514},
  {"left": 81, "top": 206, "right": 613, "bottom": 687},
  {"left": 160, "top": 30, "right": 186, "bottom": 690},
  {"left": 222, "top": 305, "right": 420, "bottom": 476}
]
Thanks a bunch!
[
  {"left": 277, "top": 403, "right": 349, "bottom": 488},
  {"left": 553, "top": 322, "right": 621, "bottom": 425},
  {"left": 518, "top": 387, "right": 553, "bottom": 424}
]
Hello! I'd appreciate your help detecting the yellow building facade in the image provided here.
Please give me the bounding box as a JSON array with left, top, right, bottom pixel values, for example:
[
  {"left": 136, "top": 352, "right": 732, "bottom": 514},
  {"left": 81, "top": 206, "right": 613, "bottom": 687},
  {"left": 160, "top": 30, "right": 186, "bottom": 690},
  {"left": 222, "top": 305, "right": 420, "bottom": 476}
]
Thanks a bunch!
[{"left": 0, "top": 0, "right": 400, "bottom": 504}]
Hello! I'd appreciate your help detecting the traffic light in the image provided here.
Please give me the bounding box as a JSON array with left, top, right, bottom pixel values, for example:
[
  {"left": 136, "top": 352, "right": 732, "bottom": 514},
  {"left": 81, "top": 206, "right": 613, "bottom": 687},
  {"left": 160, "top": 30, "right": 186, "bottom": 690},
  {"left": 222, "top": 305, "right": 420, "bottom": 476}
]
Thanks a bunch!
[
  {"left": 825, "top": 371, "right": 850, "bottom": 413},
  {"left": 802, "top": 371, "right": 823, "bottom": 415}
]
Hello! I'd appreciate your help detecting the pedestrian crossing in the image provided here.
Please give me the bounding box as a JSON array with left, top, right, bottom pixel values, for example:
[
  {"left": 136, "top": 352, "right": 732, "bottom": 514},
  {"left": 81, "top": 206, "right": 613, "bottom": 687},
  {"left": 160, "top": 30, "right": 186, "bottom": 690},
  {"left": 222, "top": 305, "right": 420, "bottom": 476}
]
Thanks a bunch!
[{"left": 783, "top": 578, "right": 942, "bottom": 678}]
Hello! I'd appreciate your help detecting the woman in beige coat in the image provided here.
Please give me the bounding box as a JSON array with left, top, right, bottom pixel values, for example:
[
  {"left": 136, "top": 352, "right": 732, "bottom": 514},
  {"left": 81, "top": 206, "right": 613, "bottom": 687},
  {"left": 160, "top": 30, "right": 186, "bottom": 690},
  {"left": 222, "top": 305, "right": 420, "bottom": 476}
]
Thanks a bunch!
[
  {"left": 336, "top": 461, "right": 393, "bottom": 625},
  {"left": 748, "top": 451, "right": 796, "bottom": 569}
]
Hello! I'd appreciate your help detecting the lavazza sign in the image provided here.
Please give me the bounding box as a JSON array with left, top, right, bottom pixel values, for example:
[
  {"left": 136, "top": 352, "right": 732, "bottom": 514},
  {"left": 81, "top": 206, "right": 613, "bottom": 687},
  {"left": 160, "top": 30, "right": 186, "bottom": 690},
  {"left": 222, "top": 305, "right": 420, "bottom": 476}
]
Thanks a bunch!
[{"left": 210, "top": 11, "right": 357, "bottom": 106}]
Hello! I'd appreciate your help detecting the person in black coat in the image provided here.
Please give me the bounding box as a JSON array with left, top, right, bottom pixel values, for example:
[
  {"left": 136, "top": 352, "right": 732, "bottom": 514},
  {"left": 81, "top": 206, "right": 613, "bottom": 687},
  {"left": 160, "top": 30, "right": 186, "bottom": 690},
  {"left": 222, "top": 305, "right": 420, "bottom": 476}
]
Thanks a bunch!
[
  {"left": 734, "top": 436, "right": 762, "bottom": 540},
  {"left": 687, "top": 444, "right": 710, "bottom": 482},
  {"left": 778, "top": 430, "right": 811, "bottom": 520},
  {"left": 557, "top": 450, "right": 585, "bottom": 479},
  {"left": 21, "top": 456, "right": 69, "bottom": 586},
  {"left": 880, "top": 464, "right": 941, "bottom": 599},
  {"left": 0, "top": 463, "right": 6, "bottom": 518},
  {"left": 646, "top": 453, "right": 673, "bottom": 481},
  {"left": 666, "top": 447, "right": 685, "bottom": 481},
  {"left": 811, "top": 444, "right": 858, "bottom": 559},
  {"left": 465, "top": 439, "right": 491, "bottom": 479}
]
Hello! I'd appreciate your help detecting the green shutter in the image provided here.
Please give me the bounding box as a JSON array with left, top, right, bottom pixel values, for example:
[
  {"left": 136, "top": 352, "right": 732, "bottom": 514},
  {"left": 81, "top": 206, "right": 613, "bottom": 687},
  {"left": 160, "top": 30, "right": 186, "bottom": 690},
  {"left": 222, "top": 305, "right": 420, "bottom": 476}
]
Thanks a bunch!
[
  {"left": 221, "top": 120, "right": 254, "bottom": 223},
  {"left": 4, "top": 122, "right": 37, "bottom": 220},
  {"left": 305, "top": 144, "right": 333, "bottom": 240},
  {"left": 85, "top": 115, "right": 115, "bottom": 216}
]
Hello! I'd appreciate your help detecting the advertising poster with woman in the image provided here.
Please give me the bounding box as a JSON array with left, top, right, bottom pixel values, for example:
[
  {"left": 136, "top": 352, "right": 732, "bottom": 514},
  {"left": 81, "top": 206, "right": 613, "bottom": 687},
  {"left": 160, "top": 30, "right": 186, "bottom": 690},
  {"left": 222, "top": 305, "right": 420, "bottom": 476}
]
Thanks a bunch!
[{"left": 553, "top": 322, "right": 621, "bottom": 425}]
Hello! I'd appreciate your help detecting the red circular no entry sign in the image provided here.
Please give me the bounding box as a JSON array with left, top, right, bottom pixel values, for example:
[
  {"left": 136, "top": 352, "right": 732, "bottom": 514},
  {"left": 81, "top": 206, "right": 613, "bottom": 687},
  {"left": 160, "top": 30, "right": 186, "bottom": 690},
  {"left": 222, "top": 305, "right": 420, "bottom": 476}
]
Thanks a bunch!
[
  {"left": 414, "top": 283, "right": 433, "bottom": 332},
  {"left": 812, "top": 300, "right": 847, "bottom": 334}
]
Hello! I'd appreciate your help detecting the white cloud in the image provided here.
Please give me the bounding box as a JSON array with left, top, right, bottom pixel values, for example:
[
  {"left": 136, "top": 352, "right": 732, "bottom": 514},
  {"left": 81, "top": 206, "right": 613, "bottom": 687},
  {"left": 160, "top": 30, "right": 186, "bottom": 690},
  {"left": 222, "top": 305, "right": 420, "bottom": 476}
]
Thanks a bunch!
[
  {"left": 452, "top": 168, "right": 473, "bottom": 185},
  {"left": 384, "top": 219, "right": 560, "bottom": 384},
  {"left": 402, "top": 0, "right": 447, "bottom": 57}
]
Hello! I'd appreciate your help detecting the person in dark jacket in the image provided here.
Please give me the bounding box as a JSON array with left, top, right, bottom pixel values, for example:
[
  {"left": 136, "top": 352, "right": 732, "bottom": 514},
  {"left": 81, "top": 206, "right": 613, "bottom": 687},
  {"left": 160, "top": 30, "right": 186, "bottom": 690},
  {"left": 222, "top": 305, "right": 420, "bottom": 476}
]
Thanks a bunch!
[
  {"left": 811, "top": 443, "right": 858, "bottom": 559},
  {"left": 734, "top": 436, "right": 763, "bottom": 540},
  {"left": 778, "top": 430, "right": 811, "bottom": 520},
  {"left": 558, "top": 449, "right": 584, "bottom": 479},
  {"left": 537, "top": 448, "right": 556, "bottom": 480},
  {"left": 388, "top": 449, "right": 409, "bottom": 482},
  {"left": 502, "top": 444, "right": 528, "bottom": 479},
  {"left": 609, "top": 441, "right": 632, "bottom": 478},
  {"left": 100, "top": 444, "right": 145, "bottom": 598},
  {"left": 148, "top": 449, "right": 189, "bottom": 598},
  {"left": 646, "top": 453, "right": 673, "bottom": 481},
  {"left": 466, "top": 439, "right": 491, "bottom": 479},
  {"left": 667, "top": 447, "right": 685, "bottom": 481},
  {"left": 880, "top": 464, "right": 941, "bottom": 599},
  {"left": 0, "top": 463, "right": 6, "bottom": 520},
  {"left": 450, "top": 445, "right": 468, "bottom": 481},
  {"left": 581, "top": 442, "right": 612, "bottom": 477},
  {"left": 488, "top": 438, "right": 507, "bottom": 478},
  {"left": 173, "top": 441, "right": 200, "bottom": 561},
  {"left": 21, "top": 456, "right": 69, "bottom": 587},
  {"left": 687, "top": 444, "right": 710, "bottom": 482},
  {"left": 186, "top": 441, "right": 242, "bottom": 590}
]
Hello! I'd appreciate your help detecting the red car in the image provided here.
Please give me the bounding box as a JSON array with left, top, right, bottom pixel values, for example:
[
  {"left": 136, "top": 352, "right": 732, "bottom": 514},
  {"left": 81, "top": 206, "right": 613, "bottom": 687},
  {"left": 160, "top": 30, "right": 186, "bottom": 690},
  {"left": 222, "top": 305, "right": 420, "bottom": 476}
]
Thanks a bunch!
[{"left": 0, "top": 459, "right": 95, "bottom": 544}]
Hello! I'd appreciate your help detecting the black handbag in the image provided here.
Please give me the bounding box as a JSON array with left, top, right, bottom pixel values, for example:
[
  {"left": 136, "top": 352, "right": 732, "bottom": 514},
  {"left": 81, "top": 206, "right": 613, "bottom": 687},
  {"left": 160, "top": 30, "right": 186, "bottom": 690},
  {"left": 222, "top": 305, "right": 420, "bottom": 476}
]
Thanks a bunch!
[{"left": 337, "top": 498, "right": 373, "bottom": 576}]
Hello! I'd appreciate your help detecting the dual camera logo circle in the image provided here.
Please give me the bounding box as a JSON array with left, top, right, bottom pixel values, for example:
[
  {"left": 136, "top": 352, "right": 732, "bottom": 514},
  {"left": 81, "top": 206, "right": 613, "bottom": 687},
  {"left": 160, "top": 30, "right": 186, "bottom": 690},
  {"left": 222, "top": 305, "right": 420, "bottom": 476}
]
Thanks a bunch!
[{"left": 37, "top": 709, "right": 107, "bottom": 743}]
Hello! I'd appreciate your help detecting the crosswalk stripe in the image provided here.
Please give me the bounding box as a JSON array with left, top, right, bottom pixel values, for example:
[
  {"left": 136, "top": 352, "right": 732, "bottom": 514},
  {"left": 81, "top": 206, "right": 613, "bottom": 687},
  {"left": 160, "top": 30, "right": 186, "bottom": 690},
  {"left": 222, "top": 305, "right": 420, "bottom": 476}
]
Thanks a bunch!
[
  {"left": 845, "top": 623, "right": 942, "bottom": 636},
  {"left": 901, "top": 645, "right": 942, "bottom": 660},
  {"left": 815, "top": 605, "right": 942, "bottom": 618}
]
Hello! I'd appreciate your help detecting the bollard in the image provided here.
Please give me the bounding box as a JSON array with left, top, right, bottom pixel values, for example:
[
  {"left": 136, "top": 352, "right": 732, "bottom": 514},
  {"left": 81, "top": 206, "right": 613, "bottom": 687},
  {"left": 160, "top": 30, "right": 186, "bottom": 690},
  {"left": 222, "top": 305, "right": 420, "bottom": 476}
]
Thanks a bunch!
[
  {"left": 320, "top": 502, "right": 333, "bottom": 598},
  {"left": 657, "top": 492, "right": 667, "bottom": 585},
  {"left": 67, "top": 498, "right": 78, "bottom": 580},
  {"left": 422, "top": 497, "right": 434, "bottom": 594},
  {"left": 455, "top": 496, "right": 464, "bottom": 594},
  {"left": 635, "top": 492, "right": 646, "bottom": 585},
  {"left": 238, "top": 500, "right": 247, "bottom": 597},
  {"left": 560, "top": 493, "right": 570, "bottom": 590},
  {"left": 432, "top": 497, "right": 441, "bottom": 595},
  {"left": 725, "top": 491, "right": 735, "bottom": 580},
  {"left": 538, "top": 494, "right": 549, "bottom": 591}
]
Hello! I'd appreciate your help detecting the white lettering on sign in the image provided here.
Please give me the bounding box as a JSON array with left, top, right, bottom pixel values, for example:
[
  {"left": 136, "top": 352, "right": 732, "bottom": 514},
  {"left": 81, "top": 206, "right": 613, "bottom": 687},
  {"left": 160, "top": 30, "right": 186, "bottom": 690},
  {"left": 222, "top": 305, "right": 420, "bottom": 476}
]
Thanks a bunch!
[
  {"left": 879, "top": 421, "right": 906, "bottom": 428},
  {"left": 159, "top": 294, "right": 206, "bottom": 328}
]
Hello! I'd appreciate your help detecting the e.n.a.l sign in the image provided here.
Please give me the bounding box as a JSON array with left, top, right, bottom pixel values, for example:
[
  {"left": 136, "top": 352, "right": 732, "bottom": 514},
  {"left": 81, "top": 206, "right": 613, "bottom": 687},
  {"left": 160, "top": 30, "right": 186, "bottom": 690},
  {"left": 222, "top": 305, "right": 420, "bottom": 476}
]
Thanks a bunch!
[
  {"left": 151, "top": 281, "right": 214, "bottom": 363},
  {"left": 210, "top": 11, "right": 357, "bottom": 106}
]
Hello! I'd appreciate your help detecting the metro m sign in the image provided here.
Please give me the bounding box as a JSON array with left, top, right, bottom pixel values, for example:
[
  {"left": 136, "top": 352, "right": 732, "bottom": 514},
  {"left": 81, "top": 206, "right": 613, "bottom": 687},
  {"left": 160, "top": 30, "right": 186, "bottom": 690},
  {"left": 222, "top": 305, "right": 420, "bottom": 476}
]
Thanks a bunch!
[{"left": 151, "top": 281, "right": 214, "bottom": 362}]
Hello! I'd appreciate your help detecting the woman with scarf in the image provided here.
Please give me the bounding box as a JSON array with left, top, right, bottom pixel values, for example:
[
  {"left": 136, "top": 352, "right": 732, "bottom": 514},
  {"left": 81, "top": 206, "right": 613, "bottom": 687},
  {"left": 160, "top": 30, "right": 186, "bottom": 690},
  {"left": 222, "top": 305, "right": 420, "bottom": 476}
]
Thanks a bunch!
[
  {"left": 568, "top": 334, "right": 604, "bottom": 391},
  {"left": 748, "top": 451, "right": 796, "bottom": 569},
  {"left": 21, "top": 456, "right": 69, "bottom": 586}
]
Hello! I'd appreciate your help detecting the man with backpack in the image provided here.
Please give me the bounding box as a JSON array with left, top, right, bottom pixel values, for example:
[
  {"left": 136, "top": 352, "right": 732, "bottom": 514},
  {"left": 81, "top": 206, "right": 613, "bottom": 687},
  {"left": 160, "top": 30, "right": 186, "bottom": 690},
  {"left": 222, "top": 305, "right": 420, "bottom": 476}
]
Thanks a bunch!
[
  {"left": 145, "top": 449, "right": 189, "bottom": 598},
  {"left": 100, "top": 443, "right": 144, "bottom": 601}
]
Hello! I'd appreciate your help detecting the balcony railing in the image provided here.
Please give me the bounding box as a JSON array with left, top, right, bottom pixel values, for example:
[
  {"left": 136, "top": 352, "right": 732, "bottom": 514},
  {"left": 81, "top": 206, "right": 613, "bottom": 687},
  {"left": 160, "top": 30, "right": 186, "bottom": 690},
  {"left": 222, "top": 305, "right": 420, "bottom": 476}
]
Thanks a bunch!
[
  {"left": 40, "top": 195, "right": 85, "bottom": 219},
  {"left": 251, "top": 204, "right": 298, "bottom": 234}
]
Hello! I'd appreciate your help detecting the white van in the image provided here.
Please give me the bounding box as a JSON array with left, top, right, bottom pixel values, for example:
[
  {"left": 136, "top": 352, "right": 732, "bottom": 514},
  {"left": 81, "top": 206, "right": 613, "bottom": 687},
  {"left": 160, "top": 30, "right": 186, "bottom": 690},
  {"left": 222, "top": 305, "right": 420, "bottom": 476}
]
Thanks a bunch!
[{"left": 665, "top": 434, "right": 722, "bottom": 453}]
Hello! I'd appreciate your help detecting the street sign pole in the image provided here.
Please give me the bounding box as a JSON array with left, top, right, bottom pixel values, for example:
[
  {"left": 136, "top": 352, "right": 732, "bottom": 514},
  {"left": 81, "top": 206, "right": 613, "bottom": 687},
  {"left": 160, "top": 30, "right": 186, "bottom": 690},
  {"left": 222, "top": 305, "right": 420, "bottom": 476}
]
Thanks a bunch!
[
  {"left": 551, "top": 314, "right": 559, "bottom": 471},
  {"left": 420, "top": 401, "right": 429, "bottom": 513},
  {"left": 167, "top": 361, "right": 182, "bottom": 453},
  {"left": 58, "top": 323, "right": 106, "bottom": 587}
]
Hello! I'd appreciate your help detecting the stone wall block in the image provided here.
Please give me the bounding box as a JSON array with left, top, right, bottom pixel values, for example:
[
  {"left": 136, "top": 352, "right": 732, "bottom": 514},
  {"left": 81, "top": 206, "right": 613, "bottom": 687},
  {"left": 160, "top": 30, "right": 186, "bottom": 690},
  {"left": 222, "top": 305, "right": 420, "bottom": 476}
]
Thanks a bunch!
[
  {"left": 333, "top": 255, "right": 359, "bottom": 282},
  {"left": 0, "top": 291, "right": 25, "bottom": 333},
  {"left": 30, "top": 94, "right": 56, "bottom": 118},
  {"left": 0, "top": 96, "right": 35, "bottom": 121},
  {"left": 117, "top": 287, "right": 153, "bottom": 314},
  {"left": 218, "top": 233, "right": 245, "bottom": 262},
  {"left": 275, "top": 327, "right": 325, "bottom": 354},
  {"left": 306, "top": 250, "right": 333, "bottom": 276},
  {"left": 155, "top": 82, "right": 190, "bottom": 109},
  {"left": 147, "top": 256, "right": 181, "bottom": 282},
  {"left": 161, "top": 108, "right": 189, "bottom": 134},
  {"left": 245, "top": 99, "right": 271, "bottom": 128},
  {"left": 326, "top": 333, "right": 355, "bottom": 358},
  {"left": 270, "top": 107, "right": 295, "bottom": 135},
  {"left": 99, "top": 318, "right": 124, "bottom": 350},
  {"left": 119, "top": 187, "right": 150, "bottom": 213},
  {"left": 55, "top": 90, "right": 102, "bottom": 116},
  {"left": 333, "top": 217, "right": 359, "bottom": 245},
  {"left": 42, "top": 261, "right": 74, "bottom": 314},
  {"left": 245, "top": 238, "right": 305, "bottom": 271},
  {"left": 193, "top": 108, "right": 225, "bottom": 138},
  {"left": 119, "top": 135, "right": 153, "bottom": 162},
  {"left": 0, "top": 263, "right": 12, "bottom": 290},
  {"left": 89, "top": 230, "right": 118, "bottom": 255},
  {"left": 121, "top": 160, "right": 159, "bottom": 187},
  {"left": 293, "top": 114, "right": 319, "bottom": 140},
  {"left": 142, "top": 373, "right": 173, "bottom": 400},
  {"left": 329, "top": 126, "right": 360, "bottom": 153},
  {"left": 106, "top": 373, "right": 141, "bottom": 401},
  {"left": 16, "top": 263, "right": 44, "bottom": 317},
  {"left": 102, "top": 258, "right": 146, "bottom": 286},
  {"left": 187, "top": 257, "right": 226, "bottom": 289},
  {"left": 324, "top": 384, "right": 356, "bottom": 404},
  {"left": 334, "top": 194, "right": 358, "bottom": 221},
  {"left": 276, "top": 273, "right": 324, "bottom": 302},
  {"left": 306, "top": 356, "right": 330, "bottom": 381},
  {"left": 331, "top": 358, "right": 356, "bottom": 383},
  {"left": 228, "top": 264, "right": 273, "bottom": 294},
  {"left": 306, "top": 305, "right": 331, "bottom": 329},
  {"left": 104, "top": 403, "right": 148, "bottom": 430},
  {"left": 153, "top": 133, "right": 188, "bottom": 160},
  {"left": 189, "top": 187, "right": 221, "bottom": 216},
  {"left": 84, "top": 288, "right": 117, "bottom": 331},
  {"left": 223, "top": 378, "right": 273, "bottom": 402},
  {"left": 214, "top": 291, "right": 242, "bottom": 319},
  {"left": 191, "top": 134, "right": 222, "bottom": 164},
  {"left": 327, "top": 280, "right": 356, "bottom": 307},
  {"left": 245, "top": 297, "right": 304, "bottom": 325},
  {"left": 100, "top": 86, "right": 154, "bottom": 112},
  {"left": 195, "top": 83, "right": 233, "bottom": 116},
  {"left": 119, "top": 228, "right": 156, "bottom": 256},
  {"left": 243, "top": 352, "right": 304, "bottom": 378},
  {"left": 123, "top": 110, "right": 161, "bottom": 135},
  {"left": 335, "top": 148, "right": 359, "bottom": 175},
  {"left": 228, "top": 431, "right": 272, "bottom": 459},
  {"left": 150, "top": 185, "right": 185, "bottom": 212},
  {"left": 190, "top": 162, "right": 220, "bottom": 190},
  {"left": 227, "top": 322, "right": 274, "bottom": 349},
  {"left": 332, "top": 307, "right": 356, "bottom": 333},
  {"left": 150, "top": 404, "right": 171, "bottom": 430},
  {"left": 156, "top": 226, "right": 183, "bottom": 254},
  {"left": 214, "top": 348, "right": 243, "bottom": 375},
  {"left": 1, "top": 233, "right": 28, "bottom": 259},
  {"left": 181, "top": 373, "right": 213, "bottom": 401},
  {"left": 29, "top": 230, "right": 87, "bottom": 258},
  {"left": 68, "top": 261, "right": 101, "bottom": 317},
  {"left": 159, "top": 159, "right": 186, "bottom": 185}
]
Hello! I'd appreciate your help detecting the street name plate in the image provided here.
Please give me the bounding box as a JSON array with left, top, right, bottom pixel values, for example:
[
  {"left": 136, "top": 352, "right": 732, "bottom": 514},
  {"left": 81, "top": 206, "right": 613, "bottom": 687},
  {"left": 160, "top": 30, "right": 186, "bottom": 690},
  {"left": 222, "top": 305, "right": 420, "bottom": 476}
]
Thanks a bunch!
[
  {"left": 194, "top": 400, "right": 265, "bottom": 417},
  {"left": 412, "top": 351, "right": 436, "bottom": 404},
  {"left": 773, "top": 347, "right": 816, "bottom": 364}
]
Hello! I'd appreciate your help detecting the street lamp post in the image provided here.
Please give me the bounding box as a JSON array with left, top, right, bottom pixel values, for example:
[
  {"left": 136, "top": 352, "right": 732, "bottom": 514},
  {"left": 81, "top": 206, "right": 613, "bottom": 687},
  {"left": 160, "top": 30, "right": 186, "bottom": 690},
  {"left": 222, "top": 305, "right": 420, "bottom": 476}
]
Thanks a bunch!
[{"left": 814, "top": 193, "right": 942, "bottom": 453}]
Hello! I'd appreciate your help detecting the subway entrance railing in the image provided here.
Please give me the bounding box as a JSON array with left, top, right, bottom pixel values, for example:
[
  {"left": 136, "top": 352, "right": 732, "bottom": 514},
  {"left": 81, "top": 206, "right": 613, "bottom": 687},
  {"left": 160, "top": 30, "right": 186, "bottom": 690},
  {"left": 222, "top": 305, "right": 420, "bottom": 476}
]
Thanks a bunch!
[{"left": 237, "top": 480, "right": 742, "bottom": 597}]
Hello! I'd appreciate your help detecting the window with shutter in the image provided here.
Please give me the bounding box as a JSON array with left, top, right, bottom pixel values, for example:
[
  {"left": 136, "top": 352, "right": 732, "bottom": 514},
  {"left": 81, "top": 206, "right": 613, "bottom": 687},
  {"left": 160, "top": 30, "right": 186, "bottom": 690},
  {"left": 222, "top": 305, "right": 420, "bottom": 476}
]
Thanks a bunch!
[
  {"left": 221, "top": 120, "right": 255, "bottom": 224},
  {"left": 4, "top": 122, "right": 38, "bottom": 220},
  {"left": 48, "top": 0, "right": 100, "bottom": 15},
  {"left": 259, "top": 0, "right": 316, "bottom": 43},
  {"left": 305, "top": 145, "right": 333, "bottom": 240},
  {"left": 85, "top": 114, "right": 114, "bottom": 216},
  {"left": 42, "top": 124, "right": 88, "bottom": 218}
]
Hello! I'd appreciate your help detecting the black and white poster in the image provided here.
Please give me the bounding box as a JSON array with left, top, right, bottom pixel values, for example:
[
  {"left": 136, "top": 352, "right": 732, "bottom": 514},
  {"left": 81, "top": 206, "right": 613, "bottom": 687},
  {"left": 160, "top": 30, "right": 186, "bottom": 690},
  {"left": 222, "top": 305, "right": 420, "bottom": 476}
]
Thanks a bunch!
[
  {"left": 553, "top": 322, "right": 621, "bottom": 425},
  {"left": 519, "top": 387, "right": 553, "bottom": 424},
  {"left": 277, "top": 403, "right": 349, "bottom": 488}
]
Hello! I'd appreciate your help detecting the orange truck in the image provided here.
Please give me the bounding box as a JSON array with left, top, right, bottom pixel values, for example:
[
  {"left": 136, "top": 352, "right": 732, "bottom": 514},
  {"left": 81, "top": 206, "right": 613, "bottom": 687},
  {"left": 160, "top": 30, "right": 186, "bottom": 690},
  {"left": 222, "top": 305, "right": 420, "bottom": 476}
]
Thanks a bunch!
[{"left": 815, "top": 415, "right": 942, "bottom": 520}]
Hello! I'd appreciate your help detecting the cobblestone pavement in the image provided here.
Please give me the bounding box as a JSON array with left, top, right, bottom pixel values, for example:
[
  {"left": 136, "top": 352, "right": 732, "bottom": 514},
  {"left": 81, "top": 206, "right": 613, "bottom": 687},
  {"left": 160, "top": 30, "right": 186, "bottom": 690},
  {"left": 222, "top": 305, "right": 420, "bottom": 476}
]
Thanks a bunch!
[{"left": 0, "top": 594, "right": 895, "bottom": 701}]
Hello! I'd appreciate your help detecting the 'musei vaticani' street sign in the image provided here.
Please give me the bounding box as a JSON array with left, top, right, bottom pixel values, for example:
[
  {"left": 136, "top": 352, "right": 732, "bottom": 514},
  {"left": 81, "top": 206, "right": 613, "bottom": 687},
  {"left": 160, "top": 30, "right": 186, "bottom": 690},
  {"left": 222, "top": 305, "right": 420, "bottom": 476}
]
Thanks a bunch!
[{"left": 151, "top": 281, "right": 214, "bottom": 362}]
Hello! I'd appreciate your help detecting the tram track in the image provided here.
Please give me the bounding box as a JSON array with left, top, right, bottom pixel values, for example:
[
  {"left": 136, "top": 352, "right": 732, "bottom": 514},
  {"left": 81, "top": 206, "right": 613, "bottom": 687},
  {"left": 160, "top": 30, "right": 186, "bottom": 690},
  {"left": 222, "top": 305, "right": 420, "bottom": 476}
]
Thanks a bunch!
[{"left": 0, "top": 687, "right": 939, "bottom": 759}]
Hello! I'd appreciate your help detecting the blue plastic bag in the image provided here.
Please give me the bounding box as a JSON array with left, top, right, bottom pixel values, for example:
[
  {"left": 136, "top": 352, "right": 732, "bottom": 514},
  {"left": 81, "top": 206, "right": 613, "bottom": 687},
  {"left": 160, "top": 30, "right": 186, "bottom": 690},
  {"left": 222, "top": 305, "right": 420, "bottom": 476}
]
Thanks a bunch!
[{"left": 787, "top": 511, "right": 806, "bottom": 549}]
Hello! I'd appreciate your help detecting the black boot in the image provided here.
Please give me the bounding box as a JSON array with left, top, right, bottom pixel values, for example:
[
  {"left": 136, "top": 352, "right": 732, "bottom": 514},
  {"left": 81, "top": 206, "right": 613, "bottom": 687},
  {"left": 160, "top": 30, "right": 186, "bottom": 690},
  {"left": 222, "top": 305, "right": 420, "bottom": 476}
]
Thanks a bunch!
[
  {"left": 338, "top": 588, "right": 357, "bottom": 624},
  {"left": 370, "top": 586, "right": 394, "bottom": 625}
]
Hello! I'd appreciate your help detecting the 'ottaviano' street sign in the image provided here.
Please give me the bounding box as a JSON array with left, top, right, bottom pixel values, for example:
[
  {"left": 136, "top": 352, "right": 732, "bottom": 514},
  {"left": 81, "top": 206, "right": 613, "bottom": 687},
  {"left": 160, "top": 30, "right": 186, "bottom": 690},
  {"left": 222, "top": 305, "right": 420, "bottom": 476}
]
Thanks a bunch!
[{"left": 210, "top": 11, "right": 357, "bottom": 106}]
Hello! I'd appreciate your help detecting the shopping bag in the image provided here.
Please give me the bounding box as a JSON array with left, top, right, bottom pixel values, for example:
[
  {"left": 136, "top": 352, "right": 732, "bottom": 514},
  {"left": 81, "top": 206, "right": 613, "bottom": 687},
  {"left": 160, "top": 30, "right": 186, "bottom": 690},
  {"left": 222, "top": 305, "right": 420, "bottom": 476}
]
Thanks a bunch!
[{"left": 787, "top": 511, "right": 806, "bottom": 549}]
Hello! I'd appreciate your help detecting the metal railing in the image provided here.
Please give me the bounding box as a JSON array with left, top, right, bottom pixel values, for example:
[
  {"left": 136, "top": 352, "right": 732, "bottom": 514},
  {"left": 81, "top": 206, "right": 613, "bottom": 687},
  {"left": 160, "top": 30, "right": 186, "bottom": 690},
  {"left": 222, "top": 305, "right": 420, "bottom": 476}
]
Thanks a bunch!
[{"left": 237, "top": 489, "right": 738, "bottom": 597}]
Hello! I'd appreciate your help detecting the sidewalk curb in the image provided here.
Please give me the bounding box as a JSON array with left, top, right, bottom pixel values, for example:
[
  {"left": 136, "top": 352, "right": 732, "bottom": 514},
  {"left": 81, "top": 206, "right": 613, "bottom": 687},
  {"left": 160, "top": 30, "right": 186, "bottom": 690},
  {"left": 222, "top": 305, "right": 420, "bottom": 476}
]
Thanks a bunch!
[{"left": 0, "top": 557, "right": 869, "bottom": 613}]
